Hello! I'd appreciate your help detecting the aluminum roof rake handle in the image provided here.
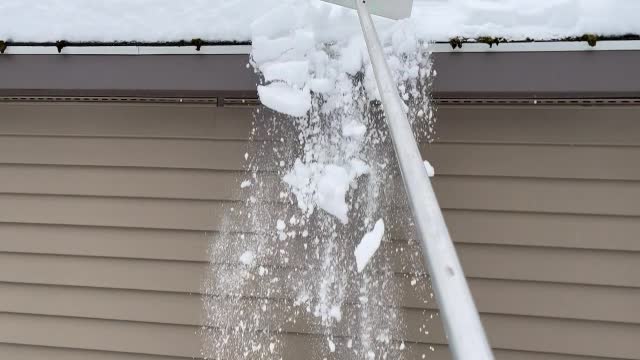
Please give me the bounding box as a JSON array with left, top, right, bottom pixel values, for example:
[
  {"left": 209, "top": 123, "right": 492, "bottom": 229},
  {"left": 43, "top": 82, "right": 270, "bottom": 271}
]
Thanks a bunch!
[{"left": 321, "top": 0, "right": 496, "bottom": 358}]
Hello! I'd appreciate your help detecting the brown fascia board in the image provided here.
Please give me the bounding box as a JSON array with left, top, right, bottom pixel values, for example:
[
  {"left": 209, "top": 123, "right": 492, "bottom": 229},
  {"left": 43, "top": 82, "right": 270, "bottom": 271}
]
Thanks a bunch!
[
  {"left": 433, "top": 51, "right": 640, "bottom": 99},
  {"left": 0, "top": 54, "right": 257, "bottom": 99},
  {"left": 0, "top": 51, "right": 639, "bottom": 99}
]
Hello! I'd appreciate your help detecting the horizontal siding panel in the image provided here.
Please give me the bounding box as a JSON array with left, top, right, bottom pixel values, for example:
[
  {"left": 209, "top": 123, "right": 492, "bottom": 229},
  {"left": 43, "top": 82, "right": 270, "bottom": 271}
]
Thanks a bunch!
[
  {"left": 5, "top": 103, "right": 640, "bottom": 147},
  {"left": 1, "top": 250, "right": 637, "bottom": 315},
  {"left": 0, "top": 343, "right": 621, "bottom": 360},
  {"left": 1, "top": 136, "right": 638, "bottom": 180},
  {"left": 1, "top": 240, "right": 637, "bottom": 290},
  {"left": 405, "top": 311, "right": 640, "bottom": 359},
  {"left": 0, "top": 165, "right": 244, "bottom": 200},
  {"left": 455, "top": 243, "right": 639, "bottom": 288},
  {"left": 433, "top": 176, "right": 640, "bottom": 216},
  {"left": 398, "top": 309, "right": 640, "bottom": 359},
  {"left": 436, "top": 106, "right": 640, "bottom": 146},
  {"left": 442, "top": 210, "right": 640, "bottom": 252},
  {"left": 0, "top": 313, "right": 420, "bottom": 360},
  {"left": 401, "top": 310, "right": 640, "bottom": 359},
  {"left": 2, "top": 311, "right": 637, "bottom": 359},
  {"left": 208, "top": 240, "right": 640, "bottom": 288},
  {"left": 425, "top": 143, "right": 640, "bottom": 180},
  {"left": 1, "top": 210, "right": 637, "bottom": 264},
  {"left": 1, "top": 277, "right": 637, "bottom": 326},
  {"left": 0, "top": 136, "right": 249, "bottom": 170},
  {"left": 2, "top": 223, "right": 638, "bottom": 301},
  {"left": 5, "top": 164, "right": 639, "bottom": 217},
  {"left": 466, "top": 279, "right": 640, "bottom": 325},
  {"left": 423, "top": 345, "right": 623, "bottom": 360},
  {"left": 479, "top": 314, "right": 640, "bottom": 359},
  {"left": 0, "top": 194, "right": 224, "bottom": 230},
  {"left": 0, "top": 224, "right": 210, "bottom": 261},
  {"left": 3, "top": 192, "right": 640, "bottom": 241},
  {"left": 0, "top": 253, "right": 205, "bottom": 293},
  {"left": 0, "top": 313, "right": 200, "bottom": 358},
  {"left": 0, "top": 283, "right": 201, "bottom": 326},
  {"left": 0, "top": 103, "right": 252, "bottom": 140},
  {"left": 490, "top": 350, "right": 619, "bottom": 360},
  {"left": 0, "top": 343, "right": 194, "bottom": 360}
]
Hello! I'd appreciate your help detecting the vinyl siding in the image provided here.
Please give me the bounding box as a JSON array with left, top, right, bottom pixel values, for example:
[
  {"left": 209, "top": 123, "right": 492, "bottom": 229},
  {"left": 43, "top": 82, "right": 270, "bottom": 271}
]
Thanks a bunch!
[{"left": 0, "top": 102, "right": 638, "bottom": 359}]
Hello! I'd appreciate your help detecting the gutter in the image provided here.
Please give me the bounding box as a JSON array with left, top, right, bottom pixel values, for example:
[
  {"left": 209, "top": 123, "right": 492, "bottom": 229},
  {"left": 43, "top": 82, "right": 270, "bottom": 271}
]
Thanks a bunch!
[{"left": 3, "top": 40, "right": 640, "bottom": 55}]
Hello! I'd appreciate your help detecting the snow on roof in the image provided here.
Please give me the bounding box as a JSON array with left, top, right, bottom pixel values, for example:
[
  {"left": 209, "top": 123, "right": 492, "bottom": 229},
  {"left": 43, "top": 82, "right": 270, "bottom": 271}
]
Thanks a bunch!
[{"left": 1, "top": 0, "right": 639, "bottom": 43}]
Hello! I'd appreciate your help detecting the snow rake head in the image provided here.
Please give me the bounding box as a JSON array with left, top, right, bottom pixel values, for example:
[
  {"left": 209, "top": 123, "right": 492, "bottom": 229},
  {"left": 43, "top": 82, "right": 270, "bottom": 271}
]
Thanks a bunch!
[{"left": 321, "top": 0, "right": 413, "bottom": 20}]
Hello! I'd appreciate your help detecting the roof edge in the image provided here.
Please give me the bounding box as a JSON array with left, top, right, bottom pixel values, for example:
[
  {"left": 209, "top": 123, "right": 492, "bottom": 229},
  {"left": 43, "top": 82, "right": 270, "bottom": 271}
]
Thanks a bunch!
[{"left": 2, "top": 39, "right": 640, "bottom": 55}]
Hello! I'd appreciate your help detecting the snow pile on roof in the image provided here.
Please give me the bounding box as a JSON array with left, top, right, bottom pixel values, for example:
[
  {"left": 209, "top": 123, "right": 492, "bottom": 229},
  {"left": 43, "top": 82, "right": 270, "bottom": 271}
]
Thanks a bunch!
[
  {"left": 414, "top": 0, "right": 640, "bottom": 40},
  {"left": 1, "top": 0, "right": 639, "bottom": 43}
]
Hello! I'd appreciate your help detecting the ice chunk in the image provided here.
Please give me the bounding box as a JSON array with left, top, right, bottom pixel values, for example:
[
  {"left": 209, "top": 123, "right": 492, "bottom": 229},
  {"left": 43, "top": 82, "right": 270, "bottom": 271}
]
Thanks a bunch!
[
  {"left": 339, "top": 38, "right": 364, "bottom": 75},
  {"left": 316, "top": 165, "right": 351, "bottom": 224},
  {"left": 309, "top": 78, "right": 333, "bottom": 94},
  {"left": 328, "top": 338, "right": 336, "bottom": 353},
  {"left": 355, "top": 219, "right": 385, "bottom": 272},
  {"left": 239, "top": 251, "right": 255, "bottom": 265},
  {"left": 257, "top": 83, "right": 311, "bottom": 117},
  {"left": 342, "top": 120, "right": 367, "bottom": 139},
  {"left": 423, "top": 160, "right": 435, "bottom": 177}
]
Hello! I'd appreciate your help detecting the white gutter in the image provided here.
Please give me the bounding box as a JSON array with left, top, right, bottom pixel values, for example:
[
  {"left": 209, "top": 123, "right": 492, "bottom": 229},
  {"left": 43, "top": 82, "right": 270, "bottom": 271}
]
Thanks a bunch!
[
  {"left": 2, "top": 40, "right": 639, "bottom": 55},
  {"left": 430, "top": 40, "right": 640, "bottom": 53},
  {"left": 1, "top": 45, "right": 252, "bottom": 55}
]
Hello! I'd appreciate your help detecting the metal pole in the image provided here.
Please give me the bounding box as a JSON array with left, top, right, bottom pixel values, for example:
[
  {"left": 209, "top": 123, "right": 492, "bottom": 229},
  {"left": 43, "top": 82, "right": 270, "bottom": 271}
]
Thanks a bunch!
[{"left": 354, "top": 1, "right": 494, "bottom": 359}]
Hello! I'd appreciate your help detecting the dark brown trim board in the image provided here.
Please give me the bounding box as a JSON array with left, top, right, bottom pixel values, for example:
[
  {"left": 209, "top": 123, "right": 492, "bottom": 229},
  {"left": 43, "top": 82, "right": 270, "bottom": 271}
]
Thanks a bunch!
[
  {"left": 433, "top": 51, "right": 640, "bottom": 98},
  {"left": 1, "top": 51, "right": 639, "bottom": 98},
  {"left": 0, "top": 55, "right": 257, "bottom": 99}
]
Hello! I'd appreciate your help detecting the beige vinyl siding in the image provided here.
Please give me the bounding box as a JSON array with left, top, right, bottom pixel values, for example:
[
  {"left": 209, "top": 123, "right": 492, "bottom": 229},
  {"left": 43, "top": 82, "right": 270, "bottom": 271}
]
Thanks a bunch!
[{"left": 0, "top": 102, "right": 638, "bottom": 359}]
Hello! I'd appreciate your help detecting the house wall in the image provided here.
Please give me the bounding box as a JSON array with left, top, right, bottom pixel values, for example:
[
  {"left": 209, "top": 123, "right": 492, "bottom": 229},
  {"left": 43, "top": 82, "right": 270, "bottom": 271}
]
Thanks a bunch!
[{"left": 0, "top": 101, "right": 638, "bottom": 360}]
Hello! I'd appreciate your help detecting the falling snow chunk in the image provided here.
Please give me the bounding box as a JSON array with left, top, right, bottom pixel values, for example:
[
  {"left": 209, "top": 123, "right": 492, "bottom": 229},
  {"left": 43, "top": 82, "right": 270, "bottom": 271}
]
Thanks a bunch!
[
  {"left": 316, "top": 165, "right": 353, "bottom": 224},
  {"left": 262, "top": 60, "right": 310, "bottom": 88},
  {"left": 239, "top": 251, "right": 255, "bottom": 266},
  {"left": 342, "top": 120, "right": 367, "bottom": 139},
  {"left": 355, "top": 219, "right": 385, "bottom": 273},
  {"left": 327, "top": 338, "right": 336, "bottom": 353},
  {"left": 257, "top": 83, "right": 311, "bottom": 117},
  {"left": 276, "top": 219, "right": 286, "bottom": 231},
  {"left": 423, "top": 160, "right": 435, "bottom": 177},
  {"left": 240, "top": 180, "right": 252, "bottom": 188},
  {"left": 329, "top": 305, "right": 342, "bottom": 322},
  {"left": 339, "top": 37, "right": 364, "bottom": 75}
]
